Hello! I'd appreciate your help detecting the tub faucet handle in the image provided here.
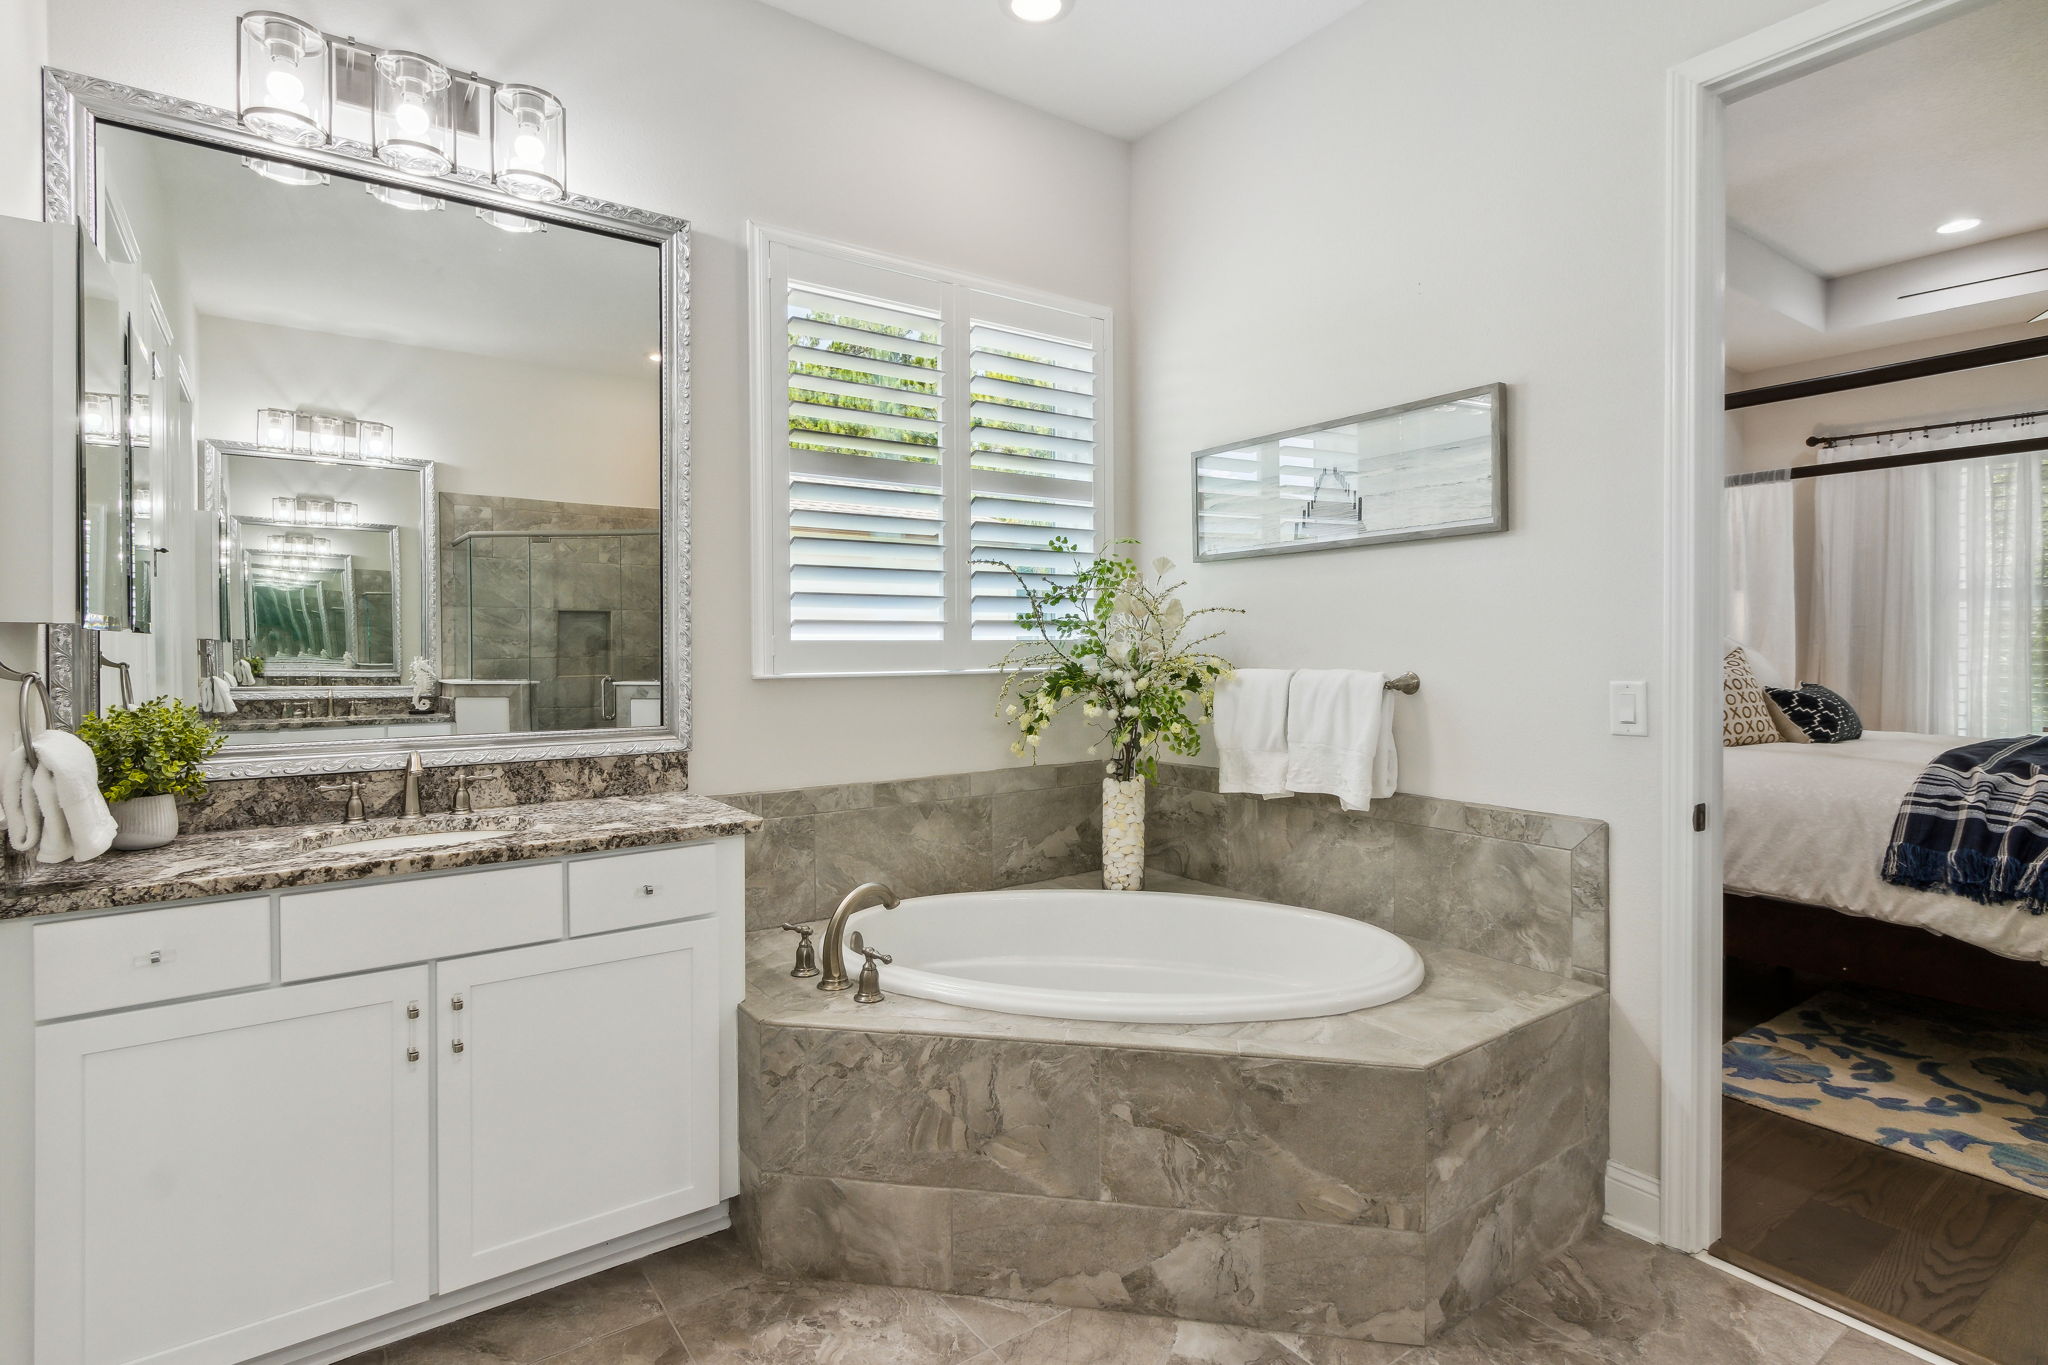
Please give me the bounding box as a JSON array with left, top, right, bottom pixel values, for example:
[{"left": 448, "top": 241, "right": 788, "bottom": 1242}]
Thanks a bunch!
[
  {"left": 781, "top": 923, "right": 820, "bottom": 978},
  {"left": 849, "top": 931, "right": 892, "bottom": 1004}
]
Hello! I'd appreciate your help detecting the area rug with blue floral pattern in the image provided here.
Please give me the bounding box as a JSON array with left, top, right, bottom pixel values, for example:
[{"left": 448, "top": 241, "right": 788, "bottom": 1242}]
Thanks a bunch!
[{"left": 1723, "top": 988, "right": 2048, "bottom": 1198}]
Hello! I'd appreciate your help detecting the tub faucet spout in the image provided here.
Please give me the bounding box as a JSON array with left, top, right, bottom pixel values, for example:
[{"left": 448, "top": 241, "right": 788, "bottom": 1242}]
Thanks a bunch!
[{"left": 819, "top": 881, "right": 899, "bottom": 991}]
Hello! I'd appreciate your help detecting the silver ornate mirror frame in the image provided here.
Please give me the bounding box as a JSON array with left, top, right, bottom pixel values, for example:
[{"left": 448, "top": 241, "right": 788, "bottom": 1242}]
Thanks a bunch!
[{"left": 41, "top": 68, "right": 693, "bottom": 779}]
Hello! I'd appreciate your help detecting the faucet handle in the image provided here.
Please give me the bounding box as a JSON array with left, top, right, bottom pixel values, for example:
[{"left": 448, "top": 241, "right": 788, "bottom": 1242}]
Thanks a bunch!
[
  {"left": 317, "top": 779, "right": 366, "bottom": 824},
  {"left": 781, "top": 923, "right": 819, "bottom": 978},
  {"left": 848, "top": 931, "right": 892, "bottom": 965},
  {"left": 849, "top": 932, "right": 891, "bottom": 1004}
]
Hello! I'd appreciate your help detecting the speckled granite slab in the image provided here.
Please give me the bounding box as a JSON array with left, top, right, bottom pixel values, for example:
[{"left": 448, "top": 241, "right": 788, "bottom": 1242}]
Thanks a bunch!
[
  {"left": 743, "top": 873, "right": 1600, "bottom": 1069},
  {"left": 0, "top": 792, "right": 759, "bottom": 919}
]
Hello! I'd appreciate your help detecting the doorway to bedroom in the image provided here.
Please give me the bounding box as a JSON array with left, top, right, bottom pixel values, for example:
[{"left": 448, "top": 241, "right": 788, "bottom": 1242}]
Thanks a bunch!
[{"left": 1712, "top": 3, "right": 2048, "bottom": 1360}]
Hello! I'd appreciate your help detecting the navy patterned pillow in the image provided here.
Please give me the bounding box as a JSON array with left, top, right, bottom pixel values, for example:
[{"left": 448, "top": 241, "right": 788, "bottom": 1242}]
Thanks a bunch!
[{"left": 1765, "top": 683, "right": 1863, "bottom": 743}]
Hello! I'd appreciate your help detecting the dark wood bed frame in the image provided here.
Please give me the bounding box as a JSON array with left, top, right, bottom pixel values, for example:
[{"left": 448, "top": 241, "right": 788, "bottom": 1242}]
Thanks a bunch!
[{"left": 1725, "top": 893, "right": 2048, "bottom": 1020}]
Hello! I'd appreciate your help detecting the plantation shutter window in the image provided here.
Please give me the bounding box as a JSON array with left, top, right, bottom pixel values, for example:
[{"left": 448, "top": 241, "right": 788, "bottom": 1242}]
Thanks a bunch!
[{"left": 754, "top": 228, "right": 1113, "bottom": 677}]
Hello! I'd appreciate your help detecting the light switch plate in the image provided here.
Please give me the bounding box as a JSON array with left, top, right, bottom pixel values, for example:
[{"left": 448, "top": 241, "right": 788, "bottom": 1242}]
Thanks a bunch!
[{"left": 1610, "top": 681, "right": 1648, "bottom": 736}]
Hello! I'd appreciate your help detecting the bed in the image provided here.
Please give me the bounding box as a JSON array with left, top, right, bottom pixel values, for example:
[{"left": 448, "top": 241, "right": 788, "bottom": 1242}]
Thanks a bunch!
[{"left": 1723, "top": 730, "right": 2048, "bottom": 1014}]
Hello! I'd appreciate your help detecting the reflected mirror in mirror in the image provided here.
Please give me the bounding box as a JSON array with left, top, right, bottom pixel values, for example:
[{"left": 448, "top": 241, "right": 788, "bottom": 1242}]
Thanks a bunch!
[{"left": 84, "top": 121, "right": 664, "bottom": 747}]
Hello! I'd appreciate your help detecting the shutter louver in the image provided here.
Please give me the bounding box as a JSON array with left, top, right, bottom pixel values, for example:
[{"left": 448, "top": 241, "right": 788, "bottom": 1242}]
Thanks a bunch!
[{"left": 785, "top": 282, "right": 946, "bottom": 642}]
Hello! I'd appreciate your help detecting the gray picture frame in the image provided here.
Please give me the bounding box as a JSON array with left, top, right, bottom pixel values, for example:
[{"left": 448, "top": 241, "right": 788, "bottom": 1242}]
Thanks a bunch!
[{"left": 1191, "top": 383, "right": 1508, "bottom": 562}]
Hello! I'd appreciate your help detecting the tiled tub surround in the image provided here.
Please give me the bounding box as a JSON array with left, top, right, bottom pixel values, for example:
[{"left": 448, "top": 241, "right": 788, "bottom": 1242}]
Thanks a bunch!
[
  {"left": 1149, "top": 765, "right": 1610, "bottom": 985},
  {"left": 739, "top": 876, "right": 1608, "bottom": 1346}
]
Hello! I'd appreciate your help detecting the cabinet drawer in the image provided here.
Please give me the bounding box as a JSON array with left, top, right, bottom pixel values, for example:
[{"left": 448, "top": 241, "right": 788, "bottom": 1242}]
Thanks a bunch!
[
  {"left": 280, "top": 864, "right": 562, "bottom": 981},
  {"left": 34, "top": 898, "right": 272, "bottom": 1021},
  {"left": 568, "top": 844, "right": 720, "bottom": 936}
]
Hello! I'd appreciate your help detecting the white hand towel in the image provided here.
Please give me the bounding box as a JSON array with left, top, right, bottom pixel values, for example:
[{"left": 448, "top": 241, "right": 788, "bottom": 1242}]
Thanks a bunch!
[
  {"left": 1283, "top": 670, "right": 1398, "bottom": 812},
  {"left": 31, "top": 765, "right": 73, "bottom": 863},
  {"left": 1215, "top": 669, "right": 1295, "bottom": 797},
  {"left": 234, "top": 659, "right": 256, "bottom": 687},
  {"left": 205, "top": 675, "right": 239, "bottom": 715},
  {"left": 2, "top": 742, "right": 39, "bottom": 852},
  {"left": 33, "top": 729, "right": 117, "bottom": 862}
]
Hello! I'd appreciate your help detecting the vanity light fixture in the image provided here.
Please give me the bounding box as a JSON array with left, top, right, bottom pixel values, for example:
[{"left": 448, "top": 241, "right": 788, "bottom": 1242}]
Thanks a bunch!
[
  {"left": 492, "top": 85, "right": 567, "bottom": 202},
  {"left": 236, "top": 11, "right": 331, "bottom": 147},
  {"left": 306, "top": 414, "right": 346, "bottom": 457},
  {"left": 372, "top": 50, "right": 456, "bottom": 176},
  {"left": 256, "top": 406, "right": 296, "bottom": 450},
  {"left": 365, "top": 183, "right": 446, "bottom": 212},
  {"left": 1002, "top": 0, "right": 1071, "bottom": 22},
  {"left": 81, "top": 393, "right": 121, "bottom": 446},
  {"left": 476, "top": 208, "right": 546, "bottom": 234},
  {"left": 1937, "top": 217, "right": 1983, "bottom": 235},
  {"left": 242, "top": 156, "right": 329, "bottom": 187},
  {"left": 256, "top": 408, "right": 399, "bottom": 460},
  {"left": 355, "top": 421, "right": 395, "bottom": 460}
]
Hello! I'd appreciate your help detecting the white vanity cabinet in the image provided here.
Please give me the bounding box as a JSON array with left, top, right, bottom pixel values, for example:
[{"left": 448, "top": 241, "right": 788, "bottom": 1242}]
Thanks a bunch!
[{"left": 13, "top": 836, "right": 744, "bottom": 1365}]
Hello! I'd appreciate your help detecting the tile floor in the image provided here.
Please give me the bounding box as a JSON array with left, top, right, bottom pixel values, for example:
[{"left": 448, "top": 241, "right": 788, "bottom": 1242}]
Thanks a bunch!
[{"left": 342, "top": 1223, "right": 1925, "bottom": 1365}]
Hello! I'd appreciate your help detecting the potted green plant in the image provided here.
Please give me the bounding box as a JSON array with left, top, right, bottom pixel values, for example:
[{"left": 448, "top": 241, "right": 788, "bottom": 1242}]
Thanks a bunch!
[
  {"left": 75, "top": 697, "right": 225, "bottom": 850},
  {"left": 980, "top": 538, "right": 1236, "bottom": 890}
]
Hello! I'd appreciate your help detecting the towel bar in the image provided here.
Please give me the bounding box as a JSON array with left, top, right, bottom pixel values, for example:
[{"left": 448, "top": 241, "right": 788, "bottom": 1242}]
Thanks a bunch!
[{"left": 1385, "top": 672, "right": 1420, "bottom": 694}]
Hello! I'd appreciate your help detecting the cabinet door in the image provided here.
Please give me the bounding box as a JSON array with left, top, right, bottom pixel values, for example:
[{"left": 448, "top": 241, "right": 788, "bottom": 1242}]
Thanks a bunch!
[
  {"left": 436, "top": 921, "right": 720, "bottom": 1290},
  {"left": 36, "top": 968, "right": 433, "bottom": 1365}
]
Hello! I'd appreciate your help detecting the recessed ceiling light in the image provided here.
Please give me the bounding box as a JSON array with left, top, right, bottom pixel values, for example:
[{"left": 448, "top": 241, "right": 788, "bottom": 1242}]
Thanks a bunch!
[
  {"left": 1002, "top": 0, "right": 1070, "bottom": 22},
  {"left": 1936, "top": 217, "right": 1983, "bottom": 235}
]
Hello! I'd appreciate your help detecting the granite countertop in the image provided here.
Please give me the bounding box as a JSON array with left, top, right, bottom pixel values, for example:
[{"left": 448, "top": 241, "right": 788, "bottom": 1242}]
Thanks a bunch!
[
  {"left": 217, "top": 712, "right": 452, "bottom": 733},
  {"left": 743, "top": 872, "right": 1602, "bottom": 1070},
  {"left": 0, "top": 792, "right": 760, "bottom": 919}
]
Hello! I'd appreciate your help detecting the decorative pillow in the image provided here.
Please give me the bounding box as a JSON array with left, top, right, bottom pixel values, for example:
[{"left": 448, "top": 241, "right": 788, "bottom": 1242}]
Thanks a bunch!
[
  {"left": 1765, "top": 696, "right": 1813, "bottom": 744},
  {"left": 1723, "top": 646, "right": 1781, "bottom": 748},
  {"left": 1765, "top": 683, "right": 1863, "bottom": 743}
]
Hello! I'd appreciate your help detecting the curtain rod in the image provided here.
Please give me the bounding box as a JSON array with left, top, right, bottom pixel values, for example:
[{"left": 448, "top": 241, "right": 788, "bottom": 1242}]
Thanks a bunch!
[
  {"left": 1805, "top": 407, "right": 2048, "bottom": 448},
  {"left": 1725, "top": 335, "right": 2048, "bottom": 410},
  {"left": 1726, "top": 432, "right": 2048, "bottom": 487}
]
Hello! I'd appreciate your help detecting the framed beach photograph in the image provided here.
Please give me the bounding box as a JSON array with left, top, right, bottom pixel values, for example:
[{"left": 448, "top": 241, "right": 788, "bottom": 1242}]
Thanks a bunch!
[{"left": 1191, "top": 383, "right": 1507, "bottom": 561}]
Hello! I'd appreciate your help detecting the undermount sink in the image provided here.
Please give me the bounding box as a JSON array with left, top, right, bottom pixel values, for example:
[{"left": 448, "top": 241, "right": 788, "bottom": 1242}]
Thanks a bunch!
[
  {"left": 295, "top": 820, "right": 523, "bottom": 855},
  {"left": 322, "top": 829, "right": 518, "bottom": 854}
]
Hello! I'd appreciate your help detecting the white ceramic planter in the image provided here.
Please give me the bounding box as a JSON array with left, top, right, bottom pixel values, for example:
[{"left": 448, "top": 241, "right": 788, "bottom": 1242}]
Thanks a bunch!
[
  {"left": 1102, "top": 776, "right": 1146, "bottom": 891},
  {"left": 109, "top": 793, "right": 178, "bottom": 851}
]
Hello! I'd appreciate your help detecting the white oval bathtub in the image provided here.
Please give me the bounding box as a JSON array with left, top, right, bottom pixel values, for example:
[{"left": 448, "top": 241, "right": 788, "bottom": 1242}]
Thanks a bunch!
[{"left": 845, "top": 888, "right": 1424, "bottom": 1024}]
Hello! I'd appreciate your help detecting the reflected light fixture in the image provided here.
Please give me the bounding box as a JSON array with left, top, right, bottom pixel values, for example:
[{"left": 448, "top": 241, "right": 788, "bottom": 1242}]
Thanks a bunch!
[
  {"left": 372, "top": 50, "right": 456, "bottom": 175},
  {"left": 1002, "top": 0, "right": 1070, "bottom": 21},
  {"left": 1936, "top": 217, "right": 1983, "bottom": 235},
  {"left": 476, "top": 208, "right": 546, "bottom": 235},
  {"left": 366, "top": 183, "right": 447, "bottom": 212},
  {"left": 647, "top": 350, "right": 662, "bottom": 363},
  {"left": 81, "top": 393, "right": 121, "bottom": 446},
  {"left": 236, "top": 11, "right": 330, "bottom": 146},
  {"left": 242, "top": 156, "right": 328, "bottom": 187}
]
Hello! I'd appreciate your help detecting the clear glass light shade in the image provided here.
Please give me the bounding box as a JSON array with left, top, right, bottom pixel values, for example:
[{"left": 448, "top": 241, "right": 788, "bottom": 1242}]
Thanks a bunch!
[
  {"left": 492, "top": 85, "right": 566, "bottom": 201},
  {"left": 372, "top": 50, "right": 455, "bottom": 176},
  {"left": 355, "top": 421, "right": 395, "bottom": 459},
  {"left": 365, "top": 183, "right": 446, "bottom": 212},
  {"left": 237, "top": 12, "right": 330, "bottom": 147},
  {"left": 476, "top": 208, "right": 545, "bottom": 235},
  {"left": 242, "top": 156, "right": 328, "bottom": 187},
  {"left": 272, "top": 496, "right": 294, "bottom": 520},
  {"left": 256, "top": 406, "right": 296, "bottom": 449},
  {"left": 306, "top": 414, "right": 345, "bottom": 456},
  {"left": 336, "top": 501, "right": 359, "bottom": 526},
  {"left": 81, "top": 393, "right": 121, "bottom": 446}
]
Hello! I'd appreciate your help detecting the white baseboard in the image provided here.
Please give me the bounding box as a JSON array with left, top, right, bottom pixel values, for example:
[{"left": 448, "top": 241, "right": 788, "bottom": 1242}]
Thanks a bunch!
[{"left": 1603, "top": 1161, "right": 1662, "bottom": 1244}]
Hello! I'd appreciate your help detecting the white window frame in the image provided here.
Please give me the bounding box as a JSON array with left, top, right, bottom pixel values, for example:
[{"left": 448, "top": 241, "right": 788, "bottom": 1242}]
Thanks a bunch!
[{"left": 748, "top": 223, "right": 1116, "bottom": 679}]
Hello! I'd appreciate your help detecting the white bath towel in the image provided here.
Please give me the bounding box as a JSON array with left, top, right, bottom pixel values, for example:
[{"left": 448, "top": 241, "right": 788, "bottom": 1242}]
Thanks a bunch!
[
  {"left": 201, "top": 675, "right": 239, "bottom": 715},
  {"left": 33, "top": 729, "right": 116, "bottom": 862},
  {"left": 234, "top": 659, "right": 256, "bottom": 687},
  {"left": 1283, "top": 669, "right": 1398, "bottom": 812},
  {"left": 1215, "top": 669, "right": 1295, "bottom": 797},
  {"left": 2, "top": 742, "right": 38, "bottom": 852}
]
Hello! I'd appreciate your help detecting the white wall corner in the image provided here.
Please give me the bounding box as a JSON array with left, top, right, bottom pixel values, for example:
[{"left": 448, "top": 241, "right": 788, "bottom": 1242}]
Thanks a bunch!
[
  {"left": 1603, "top": 1161, "right": 1663, "bottom": 1244},
  {"left": 1726, "top": 226, "right": 1826, "bottom": 331}
]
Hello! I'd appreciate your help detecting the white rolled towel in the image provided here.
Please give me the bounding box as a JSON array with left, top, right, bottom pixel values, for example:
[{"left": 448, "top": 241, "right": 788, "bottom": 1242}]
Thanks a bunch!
[
  {"left": 2, "top": 742, "right": 39, "bottom": 852},
  {"left": 1282, "top": 669, "right": 1398, "bottom": 812},
  {"left": 33, "top": 729, "right": 117, "bottom": 862},
  {"left": 234, "top": 659, "right": 256, "bottom": 686},
  {"left": 205, "top": 675, "right": 239, "bottom": 715}
]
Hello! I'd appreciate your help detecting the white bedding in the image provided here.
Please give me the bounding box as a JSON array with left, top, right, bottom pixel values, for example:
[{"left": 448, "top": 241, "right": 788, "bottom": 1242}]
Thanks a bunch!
[{"left": 1723, "top": 730, "right": 2048, "bottom": 965}]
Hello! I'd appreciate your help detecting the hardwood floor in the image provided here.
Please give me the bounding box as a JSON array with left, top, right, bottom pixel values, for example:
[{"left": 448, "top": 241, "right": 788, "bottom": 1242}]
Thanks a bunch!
[{"left": 1718, "top": 1097, "right": 2048, "bottom": 1365}]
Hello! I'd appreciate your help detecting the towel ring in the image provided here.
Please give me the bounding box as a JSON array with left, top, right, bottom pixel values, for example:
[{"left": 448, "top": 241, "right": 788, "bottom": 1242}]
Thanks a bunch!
[
  {"left": 7, "top": 670, "right": 52, "bottom": 773},
  {"left": 100, "top": 658, "right": 134, "bottom": 708}
]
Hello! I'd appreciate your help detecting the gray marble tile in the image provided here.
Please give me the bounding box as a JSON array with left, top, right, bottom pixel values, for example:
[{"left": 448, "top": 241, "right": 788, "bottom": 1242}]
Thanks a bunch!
[
  {"left": 950, "top": 1192, "right": 1261, "bottom": 1325},
  {"left": 933, "top": 1294, "right": 1068, "bottom": 1351},
  {"left": 1815, "top": 1332, "right": 1924, "bottom": 1364},
  {"left": 970, "top": 766, "right": 1064, "bottom": 797},
  {"left": 1147, "top": 785, "right": 1230, "bottom": 884},
  {"left": 1162, "top": 1320, "right": 1358, "bottom": 1365},
  {"left": 1260, "top": 1219, "right": 1426, "bottom": 1344},
  {"left": 876, "top": 774, "right": 975, "bottom": 806},
  {"left": 980, "top": 1305, "right": 1177, "bottom": 1364},
  {"left": 545, "top": 1316, "right": 688, "bottom": 1365},
  {"left": 1100, "top": 1050, "right": 1425, "bottom": 1228},
  {"left": 381, "top": 1264, "right": 661, "bottom": 1365},
  {"left": 787, "top": 1028, "right": 1101, "bottom": 1197},
  {"left": 1499, "top": 1140, "right": 1605, "bottom": 1295},
  {"left": 1423, "top": 1182, "right": 1515, "bottom": 1337},
  {"left": 744, "top": 815, "right": 819, "bottom": 930},
  {"left": 1424, "top": 996, "right": 1604, "bottom": 1223},
  {"left": 723, "top": 784, "right": 875, "bottom": 819},
  {"left": 669, "top": 1278, "right": 982, "bottom": 1365},
  {"left": 1157, "top": 764, "right": 1222, "bottom": 793},
  {"left": 991, "top": 783, "right": 1102, "bottom": 886},
  {"left": 815, "top": 798, "right": 995, "bottom": 899},
  {"left": 1568, "top": 827, "right": 1608, "bottom": 978},
  {"left": 637, "top": 1230, "right": 763, "bottom": 1317},
  {"left": 751, "top": 1173, "right": 953, "bottom": 1290}
]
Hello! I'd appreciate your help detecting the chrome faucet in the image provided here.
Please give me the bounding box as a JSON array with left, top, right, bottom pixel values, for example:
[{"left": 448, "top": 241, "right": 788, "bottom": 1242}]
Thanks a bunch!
[
  {"left": 403, "top": 751, "right": 424, "bottom": 818},
  {"left": 818, "top": 882, "right": 899, "bottom": 991}
]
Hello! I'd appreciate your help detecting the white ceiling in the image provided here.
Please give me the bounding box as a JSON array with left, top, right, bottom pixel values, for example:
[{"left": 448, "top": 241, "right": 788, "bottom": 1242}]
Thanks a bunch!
[
  {"left": 1726, "top": 0, "right": 2048, "bottom": 278},
  {"left": 749, "top": 0, "right": 1370, "bottom": 140},
  {"left": 105, "top": 124, "right": 660, "bottom": 381},
  {"left": 1722, "top": 0, "right": 2048, "bottom": 371}
]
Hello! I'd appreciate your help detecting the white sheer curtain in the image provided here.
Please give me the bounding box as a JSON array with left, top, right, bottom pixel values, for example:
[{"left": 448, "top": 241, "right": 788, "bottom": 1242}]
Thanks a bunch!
[
  {"left": 1725, "top": 479, "right": 1797, "bottom": 677},
  {"left": 1809, "top": 430, "right": 2040, "bottom": 737}
]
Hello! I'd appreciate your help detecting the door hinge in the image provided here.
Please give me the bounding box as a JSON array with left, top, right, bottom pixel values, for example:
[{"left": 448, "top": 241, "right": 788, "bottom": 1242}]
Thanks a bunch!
[{"left": 1692, "top": 803, "right": 1707, "bottom": 832}]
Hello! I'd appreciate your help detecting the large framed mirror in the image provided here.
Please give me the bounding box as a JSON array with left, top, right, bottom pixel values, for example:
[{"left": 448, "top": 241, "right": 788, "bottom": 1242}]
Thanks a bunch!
[{"left": 43, "top": 69, "right": 691, "bottom": 777}]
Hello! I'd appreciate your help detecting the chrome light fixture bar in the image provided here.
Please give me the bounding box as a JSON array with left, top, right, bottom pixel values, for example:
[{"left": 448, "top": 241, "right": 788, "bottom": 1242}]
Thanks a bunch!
[{"left": 234, "top": 11, "right": 567, "bottom": 199}]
